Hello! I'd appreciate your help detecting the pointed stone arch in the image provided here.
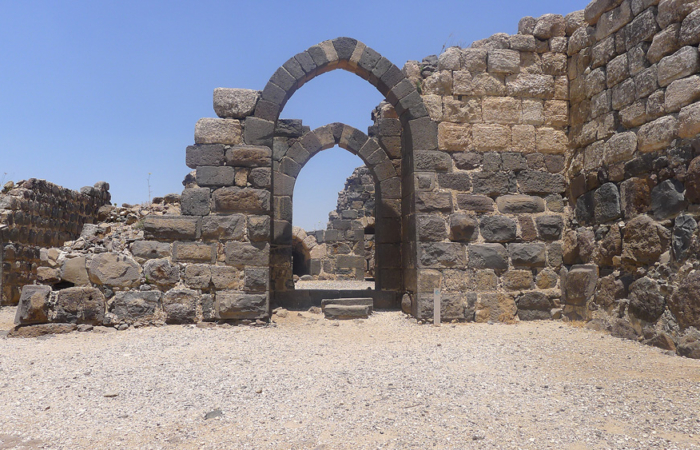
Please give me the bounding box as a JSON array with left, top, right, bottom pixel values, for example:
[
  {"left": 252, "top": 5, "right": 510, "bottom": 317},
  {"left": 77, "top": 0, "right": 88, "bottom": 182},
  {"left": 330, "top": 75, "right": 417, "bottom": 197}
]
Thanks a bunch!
[
  {"left": 247, "top": 38, "right": 439, "bottom": 310},
  {"left": 271, "top": 123, "right": 401, "bottom": 294}
]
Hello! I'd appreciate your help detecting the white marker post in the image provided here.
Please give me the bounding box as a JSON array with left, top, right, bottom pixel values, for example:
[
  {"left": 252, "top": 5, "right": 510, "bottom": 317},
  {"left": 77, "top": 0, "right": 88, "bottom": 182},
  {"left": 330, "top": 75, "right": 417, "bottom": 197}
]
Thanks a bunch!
[{"left": 433, "top": 288, "right": 441, "bottom": 327}]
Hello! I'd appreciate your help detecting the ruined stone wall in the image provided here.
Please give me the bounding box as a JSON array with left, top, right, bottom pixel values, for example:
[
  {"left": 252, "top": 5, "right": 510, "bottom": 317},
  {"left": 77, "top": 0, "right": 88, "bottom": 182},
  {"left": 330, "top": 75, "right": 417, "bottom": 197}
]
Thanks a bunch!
[
  {"left": 403, "top": 15, "right": 576, "bottom": 322},
  {"left": 307, "top": 166, "right": 376, "bottom": 280},
  {"left": 0, "top": 179, "right": 110, "bottom": 305},
  {"left": 564, "top": 0, "right": 700, "bottom": 350}
]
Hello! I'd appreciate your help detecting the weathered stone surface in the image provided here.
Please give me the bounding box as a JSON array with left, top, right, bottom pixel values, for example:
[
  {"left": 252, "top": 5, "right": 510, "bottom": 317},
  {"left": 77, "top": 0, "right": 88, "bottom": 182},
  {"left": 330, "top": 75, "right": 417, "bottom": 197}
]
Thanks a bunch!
[
  {"left": 475, "top": 293, "right": 516, "bottom": 323},
  {"left": 585, "top": 0, "right": 624, "bottom": 25},
  {"left": 172, "top": 242, "right": 216, "bottom": 263},
  {"left": 506, "top": 74, "right": 555, "bottom": 99},
  {"left": 679, "top": 101, "right": 700, "bottom": 138},
  {"left": 496, "top": 195, "right": 545, "bottom": 214},
  {"left": 665, "top": 76, "right": 700, "bottom": 112},
  {"left": 488, "top": 50, "right": 520, "bottom": 73},
  {"left": 472, "top": 124, "right": 511, "bottom": 151},
  {"left": 225, "top": 146, "right": 271, "bottom": 167},
  {"left": 562, "top": 264, "right": 598, "bottom": 306},
  {"left": 595, "top": 1, "right": 632, "bottom": 41},
  {"left": 55, "top": 287, "right": 105, "bottom": 325},
  {"left": 651, "top": 179, "right": 687, "bottom": 219},
  {"left": 194, "top": 118, "right": 242, "bottom": 145},
  {"left": 687, "top": 156, "right": 700, "bottom": 202},
  {"left": 225, "top": 242, "right": 269, "bottom": 267},
  {"left": 468, "top": 244, "right": 508, "bottom": 271},
  {"left": 131, "top": 241, "right": 171, "bottom": 260},
  {"left": 620, "top": 177, "right": 651, "bottom": 219},
  {"left": 217, "top": 291, "right": 267, "bottom": 319},
  {"left": 679, "top": 9, "right": 700, "bottom": 46},
  {"left": 673, "top": 215, "right": 698, "bottom": 260},
  {"left": 88, "top": 253, "right": 141, "bottom": 287},
  {"left": 181, "top": 188, "right": 211, "bottom": 216},
  {"left": 533, "top": 14, "right": 566, "bottom": 39},
  {"left": 611, "top": 319, "right": 639, "bottom": 340},
  {"left": 457, "top": 194, "right": 495, "bottom": 212},
  {"left": 211, "top": 266, "right": 241, "bottom": 290},
  {"left": 657, "top": 46, "right": 700, "bottom": 87},
  {"left": 143, "top": 216, "right": 199, "bottom": 241},
  {"left": 622, "top": 214, "right": 670, "bottom": 264},
  {"left": 212, "top": 187, "right": 270, "bottom": 213},
  {"left": 518, "top": 291, "right": 552, "bottom": 311},
  {"left": 535, "top": 215, "right": 564, "bottom": 240},
  {"left": 479, "top": 216, "right": 517, "bottom": 243},
  {"left": 183, "top": 264, "right": 212, "bottom": 289},
  {"left": 517, "top": 171, "right": 566, "bottom": 194},
  {"left": 196, "top": 166, "right": 235, "bottom": 187},
  {"left": 110, "top": 291, "right": 161, "bottom": 323},
  {"left": 162, "top": 289, "right": 199, "bottom": 324},
  {"left": 669, "top": 270, "right": 700, "bottom": 329},
  {"left": 185, "top": 144, "right": 225, "bottom": 169},
  {"left": 594, "top": 274, "right": 625, "bottom": 308},
  {"left": 637, "top": 116, "right": 679, "bottom": 152},
  {"left": 324, "top": 304, "right": 371, "bottom": 320},
  {"left": 503, "top": 270, "right": 533, "bottom": 290},
  {"left": 448, "top": 213, "right": 479, "bottom": 242},
  {"left": 415, "top": 192, "right": 453, "bottom": 212},
  {"left": 14, "top": 285, "right": 51, "bottom": 325},
  {"left": 213, "top": 88, "right": 260, "bottom": 119},
  {"left": 200, "top": 214, "right": 245, "bottom": 241},
  {"left": 678, "top": 331, "right": 700, "bottom": 359},
  {"left": 594, "top": 182, "right": 622, "bottom": 223},
  {"left": 629, "top": 277, "right": 666, "bottom": 322},
  {"left": 60, "top": 256, "right": 89, "bottom": 286},
  {"left": 472, "top": 172, "right": 515, "bottom": 196},
  {"left": 509, "top": 243, "right": 546, "bottom": 267},
  {"left": 417, "top": 215, "right": 447, "bottom": 242},
  {"left": 143, "top": 258, "right": 179, "bottom": 287},
  {"left": 604, "top": 132, "right": 637, "bottom": 165},
  {"left": 518, "top": 309, "right": 552, "bottom": 321},
  {"left": 8, "top": 323, "right": 77, "bottom": 338},
  {"left": 419, "top": 243, "right": 466, "bottom": 268}
]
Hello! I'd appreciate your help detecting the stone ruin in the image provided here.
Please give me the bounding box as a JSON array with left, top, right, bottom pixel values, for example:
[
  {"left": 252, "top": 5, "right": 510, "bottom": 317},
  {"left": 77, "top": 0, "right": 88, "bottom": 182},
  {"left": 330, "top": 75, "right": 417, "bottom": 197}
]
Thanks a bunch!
[{"left": 3, "top": 0, "right": 700, "bottom": 357}]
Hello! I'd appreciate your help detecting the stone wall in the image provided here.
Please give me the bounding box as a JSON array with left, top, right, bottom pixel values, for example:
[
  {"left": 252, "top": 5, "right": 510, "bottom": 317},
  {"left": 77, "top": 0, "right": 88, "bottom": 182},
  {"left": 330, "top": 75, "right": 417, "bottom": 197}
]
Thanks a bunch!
[
  {"left": 563, "top": 0, "right": 700, "bottom": 350},
  {"left": 401, "top": 15, "right": 575, "bottom": 322},
  {"left": 0, "top": 179, "right": 110, "bottom": 305}
]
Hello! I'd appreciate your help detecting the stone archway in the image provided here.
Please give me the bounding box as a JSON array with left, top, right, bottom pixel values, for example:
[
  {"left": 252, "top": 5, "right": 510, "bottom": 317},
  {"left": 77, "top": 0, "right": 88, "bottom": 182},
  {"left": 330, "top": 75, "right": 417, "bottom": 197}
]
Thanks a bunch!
[
  {"left": 243, "top": 37, "right": 439, "bottom": 313},
  {"left": 271, "top": 123, "right": 401, "bottom": 294}
]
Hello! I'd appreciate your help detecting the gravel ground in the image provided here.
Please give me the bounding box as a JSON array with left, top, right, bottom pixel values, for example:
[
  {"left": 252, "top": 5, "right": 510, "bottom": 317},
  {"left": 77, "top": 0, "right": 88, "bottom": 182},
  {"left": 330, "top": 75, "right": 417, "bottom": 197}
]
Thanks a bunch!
[{"left": 1, "top": 304, "right": 699, "bottom": 450}]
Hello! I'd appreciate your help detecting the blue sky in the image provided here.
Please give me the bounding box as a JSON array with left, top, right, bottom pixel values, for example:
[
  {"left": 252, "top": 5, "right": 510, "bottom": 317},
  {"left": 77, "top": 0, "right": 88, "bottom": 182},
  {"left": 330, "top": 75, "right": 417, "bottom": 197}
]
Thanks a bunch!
[{"left": 0, "top": 0, "right": 587, "bottom": 230}]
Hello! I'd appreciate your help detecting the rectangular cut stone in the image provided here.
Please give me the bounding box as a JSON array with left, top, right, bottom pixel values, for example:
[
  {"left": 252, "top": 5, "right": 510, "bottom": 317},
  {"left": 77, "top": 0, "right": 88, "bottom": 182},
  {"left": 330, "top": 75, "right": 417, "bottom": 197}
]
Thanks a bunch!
[
  {"left": 462, "top": 49, "right": 488, "bottom": 72},
  {"left": 143, "top": 216, "right": 199, "bottom": 241},
  {"left": 196, "top": 166, "right": 235, "bottom": 187},
  {"left": 648, "top": 23, "right": 681, "bottom": 63},
  {"left": 217, "top": 291, "right": 267, "bottom": 319},
  {"left": 496, "top": 195, "right": 545, "bottom": 214},
  {"left": 201, "top": 214, "right": 245, "bottom": 240},
  {"left": 482, "top": 97, "right": 522, "bottom": 124},
  {"left": 195, "top": 118, "right": 242, "bottom": 145},
  {"left": 212, "top": 187, "right": 270, "bottom": 214},
  {"left": 225, "top": 146, "right": 271, "bottom": 167},
  {"left": 172, "top": 242, "right": 216, "bottom": 263},
  {"left": 506, "top": 74, "right": 555, "bottom": 98},
  {"left": 181, "top": 187, "right": 211, "bottom": 216},
  {"left": 512, "top": 125, "right": 536, "bottom": 153},
  {"left": 625, "top": 7, "right": 660, "bottom": 50},
  {"left": 488, "top": 50, "right": 521, "bottom": 73},
  {"left": 472, "top": 124, "right": 511, "bottom": 151},
  {"left": 443, "top": 97, "right": 481, "bottom": 123},
  {"left": 658, "top": 46, "right": 700, "bottom": 87},
  {"left": 225, "top": 241, "right": 269, "bottom": 267},
  {"left": 213, "top": 88, "right": 260, "bottom": 119},
  {"left": 536, "top": 128, "right": 568, "bottom": 154},
  {"left": 185, "top": 144, "right": 225, "bottom": 169}
]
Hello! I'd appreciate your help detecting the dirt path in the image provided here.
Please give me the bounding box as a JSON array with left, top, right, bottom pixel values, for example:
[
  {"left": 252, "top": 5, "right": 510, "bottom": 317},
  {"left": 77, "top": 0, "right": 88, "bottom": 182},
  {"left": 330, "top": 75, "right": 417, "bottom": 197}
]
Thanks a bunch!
[{"left": 1, "top": 306, "right": 699, "bottom": 449}]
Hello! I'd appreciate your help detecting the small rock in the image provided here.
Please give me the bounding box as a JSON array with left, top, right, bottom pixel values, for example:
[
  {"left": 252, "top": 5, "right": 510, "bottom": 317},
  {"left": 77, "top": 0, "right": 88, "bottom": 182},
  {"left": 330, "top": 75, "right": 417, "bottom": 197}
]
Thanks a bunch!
[{"left": 204, "top": 409, "right": 223, "bottom": 420}]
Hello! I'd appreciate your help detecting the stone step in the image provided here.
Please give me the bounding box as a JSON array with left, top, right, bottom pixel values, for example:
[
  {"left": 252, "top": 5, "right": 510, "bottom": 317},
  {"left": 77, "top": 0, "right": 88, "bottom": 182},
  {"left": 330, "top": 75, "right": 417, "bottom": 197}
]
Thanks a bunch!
[
  {"left": 321, "top": 297, "right": 373, "bottom": 312},
  {"left": 323, "top": 304, "right": 371, "bottom": 320}
]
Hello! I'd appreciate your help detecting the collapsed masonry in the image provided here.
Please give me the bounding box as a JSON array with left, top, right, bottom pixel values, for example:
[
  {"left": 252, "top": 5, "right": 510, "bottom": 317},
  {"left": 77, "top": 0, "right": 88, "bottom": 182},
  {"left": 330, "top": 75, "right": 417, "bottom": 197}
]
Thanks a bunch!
[{"left": 6, "top": 0, "right": 700, "bottom": 357}]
